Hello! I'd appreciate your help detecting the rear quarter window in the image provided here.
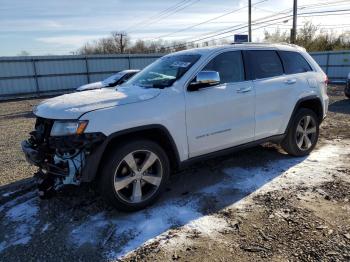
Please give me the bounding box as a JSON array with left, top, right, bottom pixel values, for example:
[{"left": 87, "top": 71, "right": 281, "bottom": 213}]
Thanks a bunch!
[
  {"left": 245, "top": 50, "right": 284, "bottom": 79},
  {"left": 278, "top": 51, "right": 313, "bottom": 74}
]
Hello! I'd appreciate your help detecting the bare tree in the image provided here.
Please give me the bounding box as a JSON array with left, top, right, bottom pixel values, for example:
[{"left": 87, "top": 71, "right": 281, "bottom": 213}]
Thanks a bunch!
[
  {"left": 264, "top": 21, "right": 350, "bottom": 51},
  {"left": 17, "top": 50, "right": 30, "bottom": 56},
  {"left": 77, "top": 32, "right": 244, "bottom": 55}
]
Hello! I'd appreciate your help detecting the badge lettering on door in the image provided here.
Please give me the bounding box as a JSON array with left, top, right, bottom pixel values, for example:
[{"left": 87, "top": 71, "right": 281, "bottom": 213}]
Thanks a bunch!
[{"left": 196, "top": 128, "right": 232, "bottom": 139}]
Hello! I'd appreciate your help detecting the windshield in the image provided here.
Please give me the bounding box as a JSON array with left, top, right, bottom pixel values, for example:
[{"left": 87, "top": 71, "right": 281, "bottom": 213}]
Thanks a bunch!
[{"left": 127, "top": 54, "right": 201, "bottom": 88}]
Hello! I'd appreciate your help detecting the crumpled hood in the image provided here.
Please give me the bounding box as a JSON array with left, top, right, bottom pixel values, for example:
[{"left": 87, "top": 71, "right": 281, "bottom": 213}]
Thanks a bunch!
[
  {"left": 34, "top": 85, "right": 160, "bottom": 119},
  {"left": 76, "top": 81, "right": 104, "bottom": 91}
]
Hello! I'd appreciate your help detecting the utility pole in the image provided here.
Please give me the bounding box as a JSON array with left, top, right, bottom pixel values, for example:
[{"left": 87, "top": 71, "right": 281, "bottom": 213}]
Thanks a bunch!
[
  {"left": 248, "top": 0, "right": 252, "bottom": 42},
  {"left": 291, "top": 0, "right": 297, "bottom": 43},
  {"left": 120, "top": 33, "right": 127, "bottom": 54},
  {"left": 114, "top": 32, "right": 127, "bottom": 54}
]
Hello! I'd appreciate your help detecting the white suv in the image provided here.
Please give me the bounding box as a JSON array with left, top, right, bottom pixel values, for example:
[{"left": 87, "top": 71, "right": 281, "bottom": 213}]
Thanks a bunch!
[{"left": 22, "top": 43, "right": 329, "bottom": 211}]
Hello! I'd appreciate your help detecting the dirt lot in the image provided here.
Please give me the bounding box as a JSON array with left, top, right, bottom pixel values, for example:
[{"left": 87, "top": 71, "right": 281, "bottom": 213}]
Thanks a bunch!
[
  {"left": 0, "top": 85, "right": 349, "bottom": 261},
  {"left": 0, "top": 98, "right": 40, "bottom": 186}
]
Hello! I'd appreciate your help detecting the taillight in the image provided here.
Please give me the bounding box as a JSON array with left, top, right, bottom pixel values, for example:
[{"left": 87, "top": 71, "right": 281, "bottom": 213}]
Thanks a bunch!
[
  {"left": 324, "top": 75, "right": 329, "bottom": 86},
  {"left": 324, "top": 75, "right": 328, "bottom": 94}
]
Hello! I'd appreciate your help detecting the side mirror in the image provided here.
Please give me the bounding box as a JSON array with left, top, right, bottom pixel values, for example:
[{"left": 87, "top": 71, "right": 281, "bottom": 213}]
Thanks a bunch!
[{"left": 188, "top": 71, "right": 220, "bottom": 91}]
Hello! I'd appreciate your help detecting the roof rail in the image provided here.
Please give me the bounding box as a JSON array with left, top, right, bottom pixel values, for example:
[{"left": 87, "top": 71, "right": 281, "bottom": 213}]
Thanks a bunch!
[
  {"left": 277, "top": 42, "right": 306, "bottom": 51},
  {"left": 230, "top": 42, "right": 269, "bottom": 45},
  {"left": 230, "top": 42, "right": 306, "bottom": 51}
]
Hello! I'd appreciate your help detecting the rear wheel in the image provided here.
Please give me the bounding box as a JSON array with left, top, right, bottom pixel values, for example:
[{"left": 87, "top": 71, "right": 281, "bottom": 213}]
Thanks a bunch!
[
  {"left": 99, "top": 140, "right": 170, "bottom": 211},
  {"left": 282, "top": 108, "right": 319, "bottom": 156}
]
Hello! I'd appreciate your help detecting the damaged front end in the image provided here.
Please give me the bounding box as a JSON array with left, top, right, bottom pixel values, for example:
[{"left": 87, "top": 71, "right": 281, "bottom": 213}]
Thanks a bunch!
[{"left": 22, "top": 117, "right": 106, "bottom": 198}]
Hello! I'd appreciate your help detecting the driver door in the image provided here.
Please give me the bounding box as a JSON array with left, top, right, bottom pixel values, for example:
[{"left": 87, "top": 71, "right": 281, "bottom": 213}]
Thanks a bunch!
[{"left": 185, "top": 51, "right": 255, "bottom": 158}]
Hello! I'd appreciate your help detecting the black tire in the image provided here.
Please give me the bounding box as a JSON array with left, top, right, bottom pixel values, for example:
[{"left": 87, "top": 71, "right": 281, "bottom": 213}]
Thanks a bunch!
[
  {"left": 345, "top": 92, "right": 350, "bottom": 99},
  {"left": 282, "top": 108, "right": 319, "bottom": 157},
  {"left": 99, "top": 139, "right": 170, "bottom": 211},
  {"left": 344, "top": 85, "right": 350, "bottom": 98}
]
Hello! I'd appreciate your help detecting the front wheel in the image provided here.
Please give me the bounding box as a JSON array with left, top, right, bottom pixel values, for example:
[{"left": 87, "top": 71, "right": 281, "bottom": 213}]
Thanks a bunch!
[
  {"left": 345, "top": 90, "right": 350, "bottom": 99},
  {"left": 282, "top": 108, "right": 319, "bottom": 156},
  {"left": 99, "top": 140, "right": 170, "bottom": 211}
]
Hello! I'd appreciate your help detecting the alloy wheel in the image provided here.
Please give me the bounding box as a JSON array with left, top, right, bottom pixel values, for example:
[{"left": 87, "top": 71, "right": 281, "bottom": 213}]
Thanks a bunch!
[
  {"left": 113, "top": 150, "right": 163, "bottom": 204},
  {"left": 295, "top": 115, "right": 317, "bottom": 151}
]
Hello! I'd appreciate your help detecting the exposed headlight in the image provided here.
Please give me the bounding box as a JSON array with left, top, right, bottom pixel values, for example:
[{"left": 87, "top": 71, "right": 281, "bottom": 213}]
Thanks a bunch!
[{"left": 50, "top": 120, "right": 88, "bottom": 136}]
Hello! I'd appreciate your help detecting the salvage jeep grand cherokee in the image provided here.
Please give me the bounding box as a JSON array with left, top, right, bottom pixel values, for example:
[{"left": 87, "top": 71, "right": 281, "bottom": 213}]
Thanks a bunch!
[{"left": 22, "top": 43, "right": 329, "bottom": 211}]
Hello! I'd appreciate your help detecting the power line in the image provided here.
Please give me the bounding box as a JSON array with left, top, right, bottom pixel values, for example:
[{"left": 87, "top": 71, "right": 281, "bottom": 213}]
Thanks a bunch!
[
  {"left": 192, "top": 8, "right": 350, "bottom": 45},
  {"left": 148, "top": 0, "right": 340, "bottom": 44},
  {"left": 159, "top": 8, "right": 350, "bottom": 50},
  {"left": 165, "top": 6, "right": 295, "bottom": 44},
  {"left": 148, "top": 0, "right": 267, "bottom": 41},
  {"left": 122, "top": 0, "right": 191, "bottom": 32},
  {"left": 163, "top": 1, "right": 300, "bottom": 43},
  {"left": 128, "top": 0, "right": 201, "bottom": 34}
]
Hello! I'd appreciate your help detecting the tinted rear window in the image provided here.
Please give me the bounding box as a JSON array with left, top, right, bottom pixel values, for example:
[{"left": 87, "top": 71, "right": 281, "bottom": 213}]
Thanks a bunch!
[
  {"left": 245, "top": 50, "right": 283, "bottom": 79},
  {"left": 279, "top": 51, "right": 313, "bottom": 74}
]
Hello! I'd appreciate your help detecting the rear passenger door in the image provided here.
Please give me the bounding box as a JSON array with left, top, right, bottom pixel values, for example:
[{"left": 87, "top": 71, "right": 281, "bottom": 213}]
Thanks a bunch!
[{"left": 244, "top": 50, "right": 293, "bottom": 139}]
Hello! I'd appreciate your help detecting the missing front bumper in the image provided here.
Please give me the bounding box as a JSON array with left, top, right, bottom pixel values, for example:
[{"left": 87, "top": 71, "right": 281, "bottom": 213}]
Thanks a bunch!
[
  {"left": 21, "top": 140, "right": 43, "bottom": 166},
  {"left": 21, "top": 132, "right": 106, "bottom": 184}
]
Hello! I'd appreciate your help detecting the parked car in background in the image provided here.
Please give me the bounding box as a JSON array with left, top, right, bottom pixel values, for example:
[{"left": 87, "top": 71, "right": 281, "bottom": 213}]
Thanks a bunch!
[
  {"left": 22, "top": 43, "right": 328, "bottom": 211},
  {"left": 76, "top": 69, "right": 140, "bottom": 91},
  {"left": 345, "top": 72, "right": 350, "bottom": 98}
]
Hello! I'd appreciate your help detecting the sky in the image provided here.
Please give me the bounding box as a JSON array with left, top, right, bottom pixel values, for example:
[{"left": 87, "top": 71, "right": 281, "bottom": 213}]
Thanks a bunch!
[{"left": 0, "top": 0, "right": 349, "bottom": 56}]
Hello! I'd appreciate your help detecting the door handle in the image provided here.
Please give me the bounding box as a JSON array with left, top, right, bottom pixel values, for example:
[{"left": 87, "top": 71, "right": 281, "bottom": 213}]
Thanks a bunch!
[
  {"left": 284, "top": 79, "right": 297, "bottom": 85},
  {"left": 236, "top": 87, "right": 252, "bottom": 93}
]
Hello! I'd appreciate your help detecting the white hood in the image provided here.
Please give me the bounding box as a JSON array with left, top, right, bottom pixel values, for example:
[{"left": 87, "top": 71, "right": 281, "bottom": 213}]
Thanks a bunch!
[{"left": 34, "top": 85, "right": 160, "bottom": 119}]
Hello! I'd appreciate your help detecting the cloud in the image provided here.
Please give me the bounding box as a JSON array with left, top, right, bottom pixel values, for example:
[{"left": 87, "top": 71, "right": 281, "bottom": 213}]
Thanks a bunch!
[
  {"left": 1, "top": 0, "right": 349, "bottom": 56},
  {"left": 36, "top": 34, "right": 107, "bottom": 48}
]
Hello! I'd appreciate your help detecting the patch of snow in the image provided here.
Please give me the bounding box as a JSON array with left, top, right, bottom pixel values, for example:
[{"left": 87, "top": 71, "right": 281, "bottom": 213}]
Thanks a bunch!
[
  {"left": 69, "top": 143, "right": 348, "bottom": 260},
  {"left": 2, "top": 191, "right": 15, "bottom": 197},
  {"left": 6, "top": 199, "right": 38, "bottom": 222},
  {"left": 12, "top": 236, "right": 31, "bottom": 245},
  {"left": 70, "top": 213, "right": 109, "bottom": 247},
  {"left": 222, "top": 144, "right": 344, "bottom": 197},
  {"left": 0, "top": 198, "right": 39, "bottom": 253},
  {"left": 0, "top": 242, "right": 5, "bottom": 253},
  {"left": 41, "top": 223, "right": 50, "bottom": 233},
  {"left": 71, "top": 199, "right": 205, "bottom": 259},
  {"left": 186, "top": 215, "right": 229, "bottom": 236},
  {"left": 111, "top": 204, "right": 202, "bottom": 257}
]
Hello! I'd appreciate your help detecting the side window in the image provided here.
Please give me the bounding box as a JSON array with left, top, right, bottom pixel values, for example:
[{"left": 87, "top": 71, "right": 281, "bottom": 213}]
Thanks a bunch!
[
  {"left": 279, "top": 51, "right": 313, "bottom": 74},
  {"left": 203, "top": 51, "right": 244, "bottom": 84},
  {"left": 119, "top": 74, "right": 132, "bottom": 84},
  {"left": 245, "top": 50, "right": 283, "bottom": 79},
  {"left": 123, "top": 73, "right": 135, "bottom": 81}
]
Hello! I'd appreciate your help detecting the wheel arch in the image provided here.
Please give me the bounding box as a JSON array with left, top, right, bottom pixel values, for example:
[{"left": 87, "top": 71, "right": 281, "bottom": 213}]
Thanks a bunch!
[
  {"left": 81, "top": 124, "right": 181, "bottom": 182},
  {"left": 286, "top": 95, "right": 323, "bottom": 132}
]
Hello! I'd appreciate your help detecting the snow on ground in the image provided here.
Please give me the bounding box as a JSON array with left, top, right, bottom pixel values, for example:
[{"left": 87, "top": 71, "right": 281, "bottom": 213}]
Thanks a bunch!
[
  {"left": 2, "top": 191, "right": 15, "bottom": 198},
  {"left": 68, "top": 142, "right": 348, "bottom": 260},
  {"left": 222, "top": 143, "right": 345, "bottom": 207},
  {"left": 119, "top": 142, "right": 348, "bottom": 259},
  {"left": 0, "top": 197, "right": 39, "bottom": 252},
  {"left": 40, "top": 223, "right": 50, "bottom": 233},
  {"left": 0, "top": 142, "right": 347, "bottom": 257}
]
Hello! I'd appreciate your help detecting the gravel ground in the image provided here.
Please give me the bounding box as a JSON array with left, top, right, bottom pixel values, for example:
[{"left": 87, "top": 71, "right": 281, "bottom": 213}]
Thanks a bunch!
[
  {"left": 0, "top": 85, "right": 349, "bottom": 261},
  {"left": 0, "top": 98, "right": 41, "bottom": 186}
]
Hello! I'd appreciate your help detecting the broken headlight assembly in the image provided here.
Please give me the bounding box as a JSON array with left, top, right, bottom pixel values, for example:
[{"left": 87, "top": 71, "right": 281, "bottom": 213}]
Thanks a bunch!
[
  {"left": 22, "top": 117, "right": 106, "bottom": 198},
  {"left": 50, "top": 120, "right": 88, "bottom": 136}
]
